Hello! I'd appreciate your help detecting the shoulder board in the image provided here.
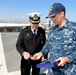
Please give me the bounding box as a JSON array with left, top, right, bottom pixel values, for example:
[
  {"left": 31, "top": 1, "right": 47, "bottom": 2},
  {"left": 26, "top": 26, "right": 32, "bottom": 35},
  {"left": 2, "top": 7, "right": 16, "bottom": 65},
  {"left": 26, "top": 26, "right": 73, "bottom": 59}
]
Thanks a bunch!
[
  {"left": 22, "top": 26, "right": 26, "bottom": 29},
  {"left": 39, "top": 27, "right": 44, "bottom": 30}
]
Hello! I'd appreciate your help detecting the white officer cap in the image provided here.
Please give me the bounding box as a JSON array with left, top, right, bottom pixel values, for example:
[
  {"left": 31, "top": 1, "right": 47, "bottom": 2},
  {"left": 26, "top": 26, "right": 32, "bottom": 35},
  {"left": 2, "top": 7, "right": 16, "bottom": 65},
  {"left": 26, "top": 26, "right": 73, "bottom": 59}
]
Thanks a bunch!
[
  {"left": 27, "top": 12, "right": 42, "bottom": 17},
  {"left": 27, "top": 12, "right": 42, "bottom": 24}
]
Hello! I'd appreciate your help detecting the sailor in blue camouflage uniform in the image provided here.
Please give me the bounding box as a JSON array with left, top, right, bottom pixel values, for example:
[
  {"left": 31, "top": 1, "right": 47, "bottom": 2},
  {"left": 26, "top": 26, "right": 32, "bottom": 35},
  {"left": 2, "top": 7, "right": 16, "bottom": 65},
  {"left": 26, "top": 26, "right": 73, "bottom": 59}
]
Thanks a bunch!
[{"left": 31, "top": 3, "right": 76, "bottom": 75}]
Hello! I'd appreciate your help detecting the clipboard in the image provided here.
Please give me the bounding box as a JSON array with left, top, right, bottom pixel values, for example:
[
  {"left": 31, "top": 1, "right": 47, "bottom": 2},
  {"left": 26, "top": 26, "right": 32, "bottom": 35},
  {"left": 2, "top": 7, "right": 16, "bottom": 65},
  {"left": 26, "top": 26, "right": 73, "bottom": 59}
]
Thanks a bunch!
[{"left": 37, "top": 58, "right": 60, "bottom": 68}]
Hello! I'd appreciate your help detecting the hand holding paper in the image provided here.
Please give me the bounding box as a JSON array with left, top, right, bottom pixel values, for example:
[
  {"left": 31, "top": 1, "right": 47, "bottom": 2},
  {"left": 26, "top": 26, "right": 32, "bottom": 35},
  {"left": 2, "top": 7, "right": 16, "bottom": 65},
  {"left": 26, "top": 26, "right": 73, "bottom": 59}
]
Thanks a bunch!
[{"left": 31, "top": 52, "right": 43, "bottom": 60}]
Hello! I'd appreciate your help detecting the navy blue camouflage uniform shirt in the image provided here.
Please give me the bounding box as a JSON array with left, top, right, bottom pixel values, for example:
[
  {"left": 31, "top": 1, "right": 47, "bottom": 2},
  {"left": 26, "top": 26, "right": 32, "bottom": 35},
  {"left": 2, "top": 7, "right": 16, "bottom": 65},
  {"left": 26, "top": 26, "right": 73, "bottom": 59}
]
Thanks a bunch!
[{"left": 41, "top": 20, "right": 76, "bottom": 75}]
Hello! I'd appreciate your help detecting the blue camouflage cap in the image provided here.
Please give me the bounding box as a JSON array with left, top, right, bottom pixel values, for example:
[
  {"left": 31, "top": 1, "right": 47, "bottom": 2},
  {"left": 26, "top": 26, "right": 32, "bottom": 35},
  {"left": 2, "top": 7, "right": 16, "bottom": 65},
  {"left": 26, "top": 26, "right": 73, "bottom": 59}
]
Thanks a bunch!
[{"left": 46, "top": 3, "right": 65, "bottom": 18}]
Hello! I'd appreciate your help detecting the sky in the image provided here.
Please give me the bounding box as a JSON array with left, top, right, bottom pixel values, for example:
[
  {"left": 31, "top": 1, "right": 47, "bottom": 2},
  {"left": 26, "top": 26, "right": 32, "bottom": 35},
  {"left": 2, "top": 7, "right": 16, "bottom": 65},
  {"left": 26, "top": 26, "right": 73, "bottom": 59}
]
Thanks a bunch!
[{"left": 0, "top": 0, "right": 76, "bottom": 23}]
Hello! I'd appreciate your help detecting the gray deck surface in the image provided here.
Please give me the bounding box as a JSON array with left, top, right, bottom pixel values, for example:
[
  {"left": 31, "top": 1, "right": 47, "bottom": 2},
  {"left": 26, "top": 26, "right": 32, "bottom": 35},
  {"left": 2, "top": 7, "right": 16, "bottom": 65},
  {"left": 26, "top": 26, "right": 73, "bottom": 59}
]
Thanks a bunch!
[{"left": 1, "top": 32, "right": 47, "bottom": 74}]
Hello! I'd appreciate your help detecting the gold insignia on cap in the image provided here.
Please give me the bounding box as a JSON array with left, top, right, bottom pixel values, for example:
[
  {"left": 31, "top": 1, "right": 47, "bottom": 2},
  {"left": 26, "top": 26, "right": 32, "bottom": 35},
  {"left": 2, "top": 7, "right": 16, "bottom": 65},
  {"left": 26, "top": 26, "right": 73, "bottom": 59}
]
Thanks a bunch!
[
  {"left": 33, "top": 14, "right": 38, "bottom": 21},
  {"left": 50, "top": 6, "right": 53, "bottom": 9}
]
